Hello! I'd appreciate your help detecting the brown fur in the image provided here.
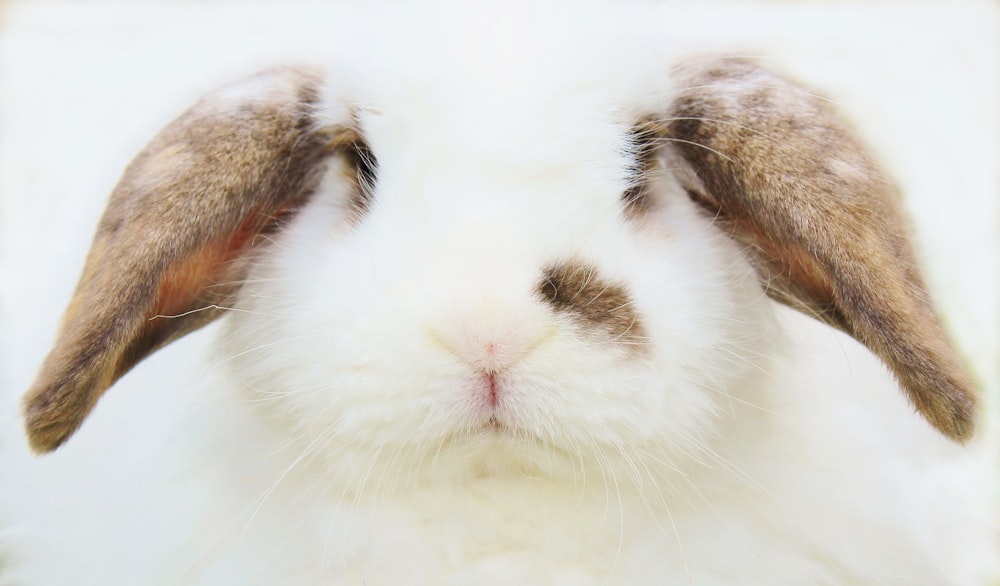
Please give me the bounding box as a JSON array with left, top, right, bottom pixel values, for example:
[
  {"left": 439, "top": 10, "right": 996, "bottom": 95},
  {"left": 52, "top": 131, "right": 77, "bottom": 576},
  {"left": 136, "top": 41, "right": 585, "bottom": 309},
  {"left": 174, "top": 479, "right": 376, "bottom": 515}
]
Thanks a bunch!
[
  {"left": 22, "top": 67, "right": 359, "bottom": 453},
  {"left": 537, "top": 260, "right": 647, "bottom": 352},
  {"left": 654, "top": 57, "right": 978, "bottom": 442}
]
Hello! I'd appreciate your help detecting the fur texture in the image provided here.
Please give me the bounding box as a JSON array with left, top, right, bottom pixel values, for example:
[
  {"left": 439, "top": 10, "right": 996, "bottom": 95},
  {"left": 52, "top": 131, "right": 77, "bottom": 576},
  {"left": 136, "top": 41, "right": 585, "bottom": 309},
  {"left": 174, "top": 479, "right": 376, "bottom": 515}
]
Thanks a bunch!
[{"left": 1, "top": 3, "right": 997, "bottom": 585}]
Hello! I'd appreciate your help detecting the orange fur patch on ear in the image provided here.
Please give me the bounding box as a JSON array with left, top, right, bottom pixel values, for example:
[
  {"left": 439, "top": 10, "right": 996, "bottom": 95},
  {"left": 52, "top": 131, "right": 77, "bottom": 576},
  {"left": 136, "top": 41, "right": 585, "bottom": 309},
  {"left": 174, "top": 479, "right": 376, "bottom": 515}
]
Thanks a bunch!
[
  {"left": 150, "top": 207, "right": 282, "bottom": 321},
  {"left": 661, "top": 57, "right": 978, "bottom": 442},
  {"left": 154, "top": 243, "right": 232, "bottom": 320},
  {"left": 22, "top": 67, "right": 354, "bottom": 453},
  {"left": 718, "top": 212, "right": 852, "bottom": 341}
]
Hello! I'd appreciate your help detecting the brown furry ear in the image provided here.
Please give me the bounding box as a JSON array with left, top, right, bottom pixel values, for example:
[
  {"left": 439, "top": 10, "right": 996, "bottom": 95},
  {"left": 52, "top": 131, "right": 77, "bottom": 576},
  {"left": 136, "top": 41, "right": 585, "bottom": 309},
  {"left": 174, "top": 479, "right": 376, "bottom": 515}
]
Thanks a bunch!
[
  {"left": 23, "top": 67, "right": 360, "bottom": 453},
  {"left": 658, "top": 57, "right": 977, "bottom": 442}
]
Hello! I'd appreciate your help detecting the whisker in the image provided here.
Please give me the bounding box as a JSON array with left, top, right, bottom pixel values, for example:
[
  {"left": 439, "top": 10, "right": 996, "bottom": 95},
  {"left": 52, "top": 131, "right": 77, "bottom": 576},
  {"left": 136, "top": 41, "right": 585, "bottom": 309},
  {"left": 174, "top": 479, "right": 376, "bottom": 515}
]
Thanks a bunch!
[
  {"left": 628, "top": 443, "right": 692, "bottom": 581},
  {"left": 645, "top": 137, "right": 734, "bottom": 163},
  {"left": 240, "top": 430, "right": 333, "bottom": 539},
  {"left": 212, "top": 333, "right": 335, "bottom": 366},
  {"left": 653, "top": 116, "right": 779, "bottom": 141},
  {"left": 147, "top": 304, "right": 275, "bottom": 321}
]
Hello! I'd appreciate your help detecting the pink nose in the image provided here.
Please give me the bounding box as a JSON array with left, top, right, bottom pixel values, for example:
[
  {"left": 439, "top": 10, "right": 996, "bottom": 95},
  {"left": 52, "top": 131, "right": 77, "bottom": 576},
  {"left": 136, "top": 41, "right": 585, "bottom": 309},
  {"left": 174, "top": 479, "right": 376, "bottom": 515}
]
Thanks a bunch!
[
  {"left": 467, "top": 338, "right": 523, "bottom": 372},
  {"left": 436, "top": 321, "right": 543, "bottom": 374}
]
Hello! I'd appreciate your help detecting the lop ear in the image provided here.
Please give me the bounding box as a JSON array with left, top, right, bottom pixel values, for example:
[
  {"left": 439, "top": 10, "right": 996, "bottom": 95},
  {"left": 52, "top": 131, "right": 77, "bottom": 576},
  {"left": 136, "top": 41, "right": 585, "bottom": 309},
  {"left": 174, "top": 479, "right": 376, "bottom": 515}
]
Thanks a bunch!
[
  {"left": 23, "top": 67, "right": 362, "bottom": 453},
  {"left": 657, "top": 57, "right": 977, "bottom": 442}
]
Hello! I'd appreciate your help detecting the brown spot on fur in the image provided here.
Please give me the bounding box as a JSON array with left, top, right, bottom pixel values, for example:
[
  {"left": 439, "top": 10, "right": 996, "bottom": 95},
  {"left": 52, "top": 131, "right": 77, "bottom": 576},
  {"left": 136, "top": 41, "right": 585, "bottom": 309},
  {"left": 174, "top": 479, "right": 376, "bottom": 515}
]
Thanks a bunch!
[
  {"left": 23, "top": 66, "right": 362, "bottom": 453},
  {"left": 657, "top": 56, "right": 978, "bottom": 441},
  {"left": 537, "top": 260, "right": 646, "bottom": 352}
]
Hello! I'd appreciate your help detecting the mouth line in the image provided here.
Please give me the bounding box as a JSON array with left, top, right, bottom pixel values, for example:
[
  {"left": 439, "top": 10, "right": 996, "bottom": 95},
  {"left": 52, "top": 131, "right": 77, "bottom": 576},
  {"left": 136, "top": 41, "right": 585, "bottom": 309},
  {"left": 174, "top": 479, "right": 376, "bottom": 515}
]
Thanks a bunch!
[{"left": 485, "top": 371, "right": 500, "bottom": 408}]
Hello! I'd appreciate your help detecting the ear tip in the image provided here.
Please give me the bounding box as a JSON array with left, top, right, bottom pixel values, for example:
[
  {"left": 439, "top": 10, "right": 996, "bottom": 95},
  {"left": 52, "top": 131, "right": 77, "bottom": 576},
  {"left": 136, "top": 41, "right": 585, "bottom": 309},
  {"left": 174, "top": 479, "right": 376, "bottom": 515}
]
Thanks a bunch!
[
  {"left": 22, "top": 415, "right": 73, "bottom": 455},
  {"left": 943, "top": 416, "right": 976, "bottom": 445},
  {"left": 21, "top": 382, "right": 88, "bottom": 454},
  {"left": 951, "top": 409, "right": 978, "bottom": 445},
  {"left": 923, "top": 381, "right": 979, "bottom": 444},
  {"left": 24, "top": 430, "right": 65, "bottom": 454}
]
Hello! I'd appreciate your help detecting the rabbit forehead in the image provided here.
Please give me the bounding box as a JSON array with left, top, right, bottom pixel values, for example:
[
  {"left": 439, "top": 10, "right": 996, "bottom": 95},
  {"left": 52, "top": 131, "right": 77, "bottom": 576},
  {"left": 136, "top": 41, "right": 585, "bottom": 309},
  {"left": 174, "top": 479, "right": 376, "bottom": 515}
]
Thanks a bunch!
[
  {"left": 333, "top": 88, "right": 650, "bottom": 281},
  {"left": 343, "top": 89, "right": 640, "bottom": 224},
  {"left": 368, "top": 117, "right": 634, "bottom": 212}
]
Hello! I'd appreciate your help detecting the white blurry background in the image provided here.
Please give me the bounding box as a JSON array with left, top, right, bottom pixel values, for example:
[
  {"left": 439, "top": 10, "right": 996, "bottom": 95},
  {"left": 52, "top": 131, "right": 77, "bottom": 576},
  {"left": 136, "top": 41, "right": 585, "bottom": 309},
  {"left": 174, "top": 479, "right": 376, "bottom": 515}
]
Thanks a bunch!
[{"left": 0, "top": 0, "right": 997, "bottom": 564}]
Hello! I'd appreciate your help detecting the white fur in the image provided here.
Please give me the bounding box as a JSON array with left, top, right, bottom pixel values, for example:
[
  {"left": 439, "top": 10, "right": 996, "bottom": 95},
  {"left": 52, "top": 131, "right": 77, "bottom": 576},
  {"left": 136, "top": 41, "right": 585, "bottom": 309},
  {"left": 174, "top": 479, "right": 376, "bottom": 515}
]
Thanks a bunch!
[{"left": 1, "top": 3, "right": 997, "bottom": 585}]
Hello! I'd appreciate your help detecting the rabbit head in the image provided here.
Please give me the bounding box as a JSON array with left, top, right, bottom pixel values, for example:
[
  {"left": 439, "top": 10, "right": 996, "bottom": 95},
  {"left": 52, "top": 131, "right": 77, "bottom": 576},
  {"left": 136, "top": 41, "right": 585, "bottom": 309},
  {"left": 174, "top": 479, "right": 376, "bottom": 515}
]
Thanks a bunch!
[{"left": 21, "top": 54, "right": 977, "bottom": 494}]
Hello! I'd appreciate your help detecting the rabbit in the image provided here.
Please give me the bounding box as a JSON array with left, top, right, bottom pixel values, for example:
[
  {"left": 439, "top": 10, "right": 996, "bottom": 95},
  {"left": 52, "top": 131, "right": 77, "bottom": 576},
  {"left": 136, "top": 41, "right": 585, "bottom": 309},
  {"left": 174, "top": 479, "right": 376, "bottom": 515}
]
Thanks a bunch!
[{"left": 1, "top": 6, "right": 997, "bottom": 585}]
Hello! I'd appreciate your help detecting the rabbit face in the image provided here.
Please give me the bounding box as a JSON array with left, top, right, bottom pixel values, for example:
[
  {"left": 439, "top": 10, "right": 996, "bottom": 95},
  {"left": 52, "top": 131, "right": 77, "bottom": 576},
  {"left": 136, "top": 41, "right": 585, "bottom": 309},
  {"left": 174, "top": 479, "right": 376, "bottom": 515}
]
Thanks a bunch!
[{"left": 221, "top": 100, "right": 774, "bottom": 492}]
